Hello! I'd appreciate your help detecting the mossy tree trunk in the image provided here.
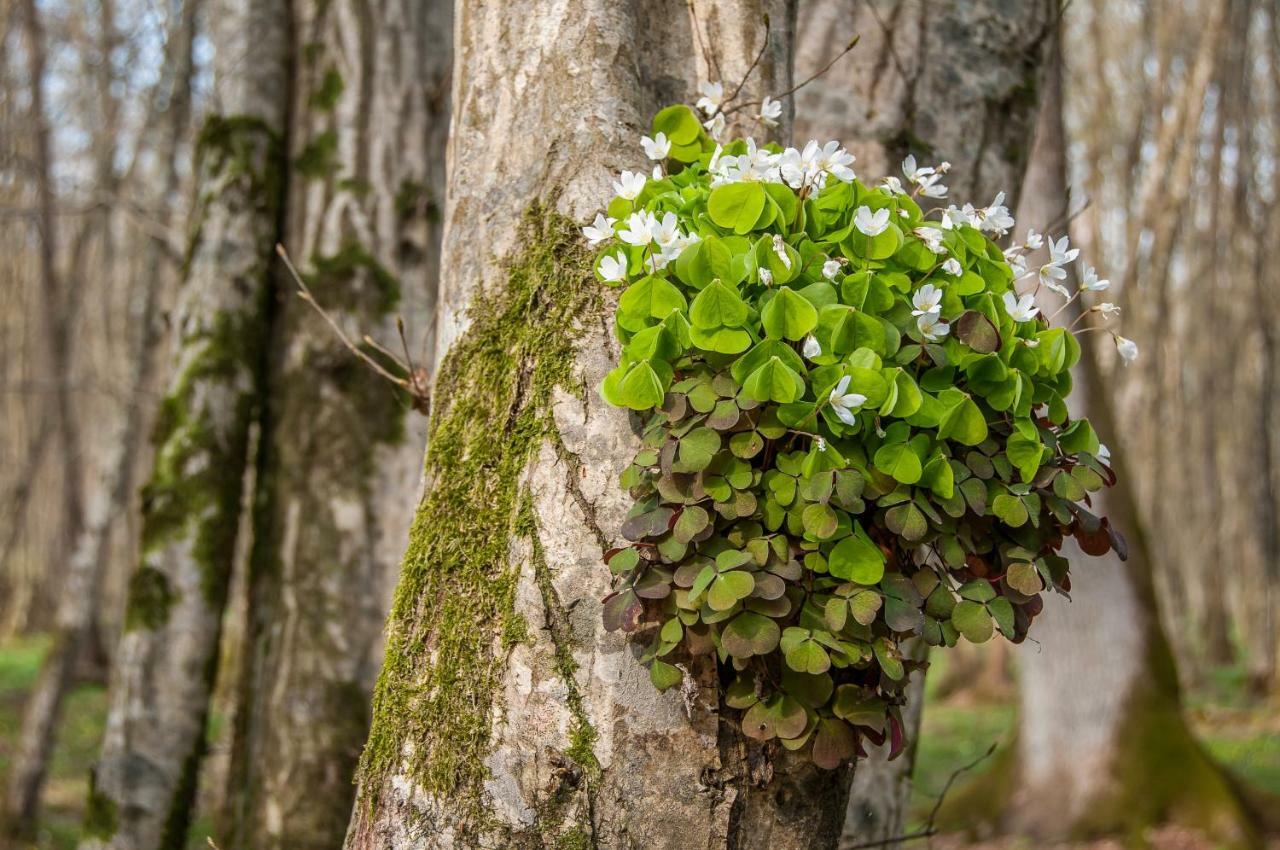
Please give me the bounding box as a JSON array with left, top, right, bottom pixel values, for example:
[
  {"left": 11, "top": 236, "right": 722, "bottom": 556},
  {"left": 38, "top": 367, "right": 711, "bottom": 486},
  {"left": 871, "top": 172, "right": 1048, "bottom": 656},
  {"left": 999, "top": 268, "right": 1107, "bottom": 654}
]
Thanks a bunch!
[
  {"left": 340, "top": 3, "right": 900, "bottom": 848},
  {"left": 942, "top": 28, "right": 1262, "bottom": 849},
  {"left": 794, "top": 3, "right": 1056, "bottom": 844},
  {"left": 79, "top": 0, "right": 290, "bottom": 845},
  {"left": 221, "top": 0, "right": 451, "bottom": 847}
]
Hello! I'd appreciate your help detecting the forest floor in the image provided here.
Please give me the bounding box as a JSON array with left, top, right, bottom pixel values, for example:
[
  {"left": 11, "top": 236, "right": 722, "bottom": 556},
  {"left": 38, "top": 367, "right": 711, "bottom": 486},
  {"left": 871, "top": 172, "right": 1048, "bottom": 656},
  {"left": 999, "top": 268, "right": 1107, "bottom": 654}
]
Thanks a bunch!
[{"left": 0, "top": 636, "right": 1277, "bottom": 849}]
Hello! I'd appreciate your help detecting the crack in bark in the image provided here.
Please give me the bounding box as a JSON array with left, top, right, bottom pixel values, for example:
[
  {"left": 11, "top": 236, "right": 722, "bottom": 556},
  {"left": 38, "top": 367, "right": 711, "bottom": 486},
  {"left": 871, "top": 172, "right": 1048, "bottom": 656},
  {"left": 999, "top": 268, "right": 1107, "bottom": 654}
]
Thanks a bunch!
[{"left": 549, "top": 430, "right": 612, "bottom": 555}]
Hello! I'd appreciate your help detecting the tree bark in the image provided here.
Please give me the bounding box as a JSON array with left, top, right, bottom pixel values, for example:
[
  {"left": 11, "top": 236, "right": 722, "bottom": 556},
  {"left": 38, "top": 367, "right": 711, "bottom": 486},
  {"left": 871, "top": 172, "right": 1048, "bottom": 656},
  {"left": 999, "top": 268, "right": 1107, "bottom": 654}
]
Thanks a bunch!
[
  {"left": 795, "top": 3, "right": 1055, "bottom": 843},
  {"left": 79, "top": 0, "right": 290, "bottom": 845},
  {"left": 339, "top": 4, "right": 900, "bottom": 849},
  {"left": 221, "top": 0, "right": 451, "bottom": 846},
  {"left": 940, "top": 29, "right": 1261, "bottom": 848}
]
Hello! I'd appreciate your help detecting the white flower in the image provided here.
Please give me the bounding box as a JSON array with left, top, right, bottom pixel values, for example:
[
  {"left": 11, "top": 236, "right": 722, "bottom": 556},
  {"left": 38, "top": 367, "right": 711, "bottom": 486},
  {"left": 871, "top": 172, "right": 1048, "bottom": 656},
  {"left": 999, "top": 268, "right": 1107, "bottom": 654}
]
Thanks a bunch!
[
  {"left": 815, "top": 140, "right": 856, "bottom": 182},
  {"left": 822, "top": 259, "right": 842, "bottom": 280},
  {"left": 917, "top": 313, "right": 950, "bottom": 342},
  {"left": 882, "top": 176, "right": 906, "bottom": 195},
  {"left": 582, "top": 213, "right": 615, "bottom": 246},
  {"left": 1008, "top": 254, "right": 1028, "bottom": 278},
  {"left": 815, "top": 436, "right": 827, "bottom": 452},
  {"left": 942, "top": 258, "right": 962, "bottom": 277},
  {"left": 1023, "top": 229, "right": 1044, "bottom": 250},
  {"left": 649, "top": 211, "right": 680, "bottom": 247},
  {"left": 1038, "top": 261, "right": 1068, "bottom": 294},
  {"left": 1115, "top": 335, "right": 1139, "bottom": 363},
  {"left": 1003, "top": 291, "right": 1040, "bottom": 322},
  {"left": 899, "top": 209, "right": 910, "bottom": 218},
  {"left": 911, "top": 284, "right": 944, "bottom": 317},
  {"left": 902, "top": 155, "right": 932, "bottom": 183},
  {"left": 652, "top": 165, "right": 663, "bottom": 180},
  {"left": 974, "top": 192, "right": 1014, "bottom": 235},
  {"left": 779, "top": 140, "right": 822, "bottom": 188},
  {"left": 703, "top": 112, "right": 726, "bottom": 141},
  {"left": 914, "top": 226, "right": 946, "bottom": 255},
  {"left": 641, "top": 132, "right": 671, "bottom": 161},
  {"left": 802, "top": 334, "right": 822, "bottom": 359},
  {"left": 1048, "top": 234, "right": 1079, "bottom": 266},
  {"left": 1096, "top": 302, "right": 1121, "bottom": 318},
  {"left": 1080, "top": 266, "right": 1110, "bottom": 291},
  {"left": 759, "top": 96, "right": 782, "bottom": 126},
  {"left": 854, "top": 206, "right": 891, "bottom": 237},
  {"left": 619, "top": 211, "right": 655, "bottom": 246},
  {"left": 613, "top": 170, "right": 646, "bottom": 201},
  {"left": 940, "top": 205, "right": 972, "bottom": 230},
  {"left": 696, "top": 81, "right": 724, "bottom": 116},
  {"left": 1097, "top": 443, "right": 1112, "bottom": 463},
  {"left": 771, "top": 235, "right": 792, "bottom": 270},
  {"left": 828, "top": 375, "right": 868, "bottom": 426},
  {"left": 598, "top": 251, "right": 628, "bottom": 283},
  {"left": 918, "top": 175, "right": 949, "bottom": 199},
  {"left": 759, "top": 268, "right": 774, "bottom": 286}
]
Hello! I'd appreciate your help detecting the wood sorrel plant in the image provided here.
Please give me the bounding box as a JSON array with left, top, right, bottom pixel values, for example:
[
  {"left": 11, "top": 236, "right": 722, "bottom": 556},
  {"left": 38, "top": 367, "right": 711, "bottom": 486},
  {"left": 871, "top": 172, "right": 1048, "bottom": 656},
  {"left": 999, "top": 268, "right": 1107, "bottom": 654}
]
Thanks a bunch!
[{"left": 591, "top": 93, "right": 1130, "bottom": 769}]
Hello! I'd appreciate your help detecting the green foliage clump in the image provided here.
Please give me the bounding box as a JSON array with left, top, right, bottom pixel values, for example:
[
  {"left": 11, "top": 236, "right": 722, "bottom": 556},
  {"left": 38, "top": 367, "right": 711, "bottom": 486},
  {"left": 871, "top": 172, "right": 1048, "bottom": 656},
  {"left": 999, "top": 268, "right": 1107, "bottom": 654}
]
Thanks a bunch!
[{"left": 594, "top": 104, "right": 1124, "bottom": 768}]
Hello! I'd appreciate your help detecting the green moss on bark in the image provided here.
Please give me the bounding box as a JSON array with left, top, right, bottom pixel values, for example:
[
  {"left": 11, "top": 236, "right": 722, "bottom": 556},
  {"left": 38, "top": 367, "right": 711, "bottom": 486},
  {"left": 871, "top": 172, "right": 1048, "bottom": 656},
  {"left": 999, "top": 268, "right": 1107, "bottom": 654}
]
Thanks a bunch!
[
  {"left": 123, "top": 566, "right": 175, "bottom": 631},
  {"left": 356, "top": 202, "right": 599, "bottom": 824},
  {"left": 83, "top": 772, "right": 119, "bottom": 840},
  {"left": 136, "top": 308, "right": 264, "bottom": 609}
]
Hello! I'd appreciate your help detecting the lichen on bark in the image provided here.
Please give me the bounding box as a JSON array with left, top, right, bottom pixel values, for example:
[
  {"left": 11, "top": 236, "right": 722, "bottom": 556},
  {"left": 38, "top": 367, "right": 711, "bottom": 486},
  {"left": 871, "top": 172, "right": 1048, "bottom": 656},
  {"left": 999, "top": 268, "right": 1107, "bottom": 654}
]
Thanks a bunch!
[{"left": 356, "top": 202, "right": 599, "bottom": 825}]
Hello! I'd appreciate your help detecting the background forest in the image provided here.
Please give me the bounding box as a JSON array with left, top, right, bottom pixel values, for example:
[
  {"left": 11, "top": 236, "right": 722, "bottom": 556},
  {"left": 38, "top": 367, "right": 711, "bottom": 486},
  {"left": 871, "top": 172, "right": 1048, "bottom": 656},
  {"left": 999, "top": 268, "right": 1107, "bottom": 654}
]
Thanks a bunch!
[{"left": 0, "top": 0, "right": 1277, "bottom": 848}]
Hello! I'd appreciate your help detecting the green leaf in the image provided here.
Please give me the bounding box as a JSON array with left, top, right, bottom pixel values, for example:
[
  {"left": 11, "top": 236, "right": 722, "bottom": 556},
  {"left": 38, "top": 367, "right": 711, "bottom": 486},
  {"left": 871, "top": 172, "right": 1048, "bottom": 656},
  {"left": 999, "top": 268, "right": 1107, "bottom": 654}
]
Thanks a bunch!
[
  {"left": 921, "top": 453, "right": 955, "bottom": 499},
  {"left": 743, "top": 356, "right": 806, "bottom": 403},
  {"left": 652, "top": 104, "right": 702, "bottom": 144},
  {"left": 650, "top": 659, "right": 684, "bottom": 690},
  {"left": 884, "top": 502, "right": 927, "bottom": 542},
  {"left": 873, "top": 442, "right": 923, "bottom": 485},
  {"left": 1006, "top": 432, "right": 1045, "bottom": 482},
  {"left": 689, "top": 279, "right": 749, "bottom": 329},
  {"left": 677, "top": 427, "right": 721, "bottom": 471},
  {"left": 707, "top": 570, "right": 755, "bottom": 611},
  {"left": 952, "top": 600, "right": 994, "bottom": 643},
  {"left": 1006, "top": 561, "right": 1043, "bottom": 595},
  {"left": 992, "top": 493, "right": 1029, "bottom": 527},
  {"left": 617, "top": 276, "right": 687, "bottom": 331},
  {"left": 828, "top": 527, "right": 885, "bottom": 584},
  {"left": 802, "top": 503, "right": 839, "bottom": 539},
  {"left": 721, "top": 611, "right": 781, "bottom": 657},
  {"left": 848, "top": 590, "right": 881, "bottom": 626},
  {"left": 785, "top": 638, "right": 831, "bottom": 675},
  {"left": 673, "top": 506, "right": 710, "bottom": 544},
  {"left": 938, "top": 392, "right": 988, "bottom": 446},
  {"left": 708, "top": 182, "right": 767, "bottom": 234},
  {"left": 614, "top": 361, "right": 668, "bottom": 410},
  {"left": 762, "top": 287, "right": 819, "bottom": 340}
]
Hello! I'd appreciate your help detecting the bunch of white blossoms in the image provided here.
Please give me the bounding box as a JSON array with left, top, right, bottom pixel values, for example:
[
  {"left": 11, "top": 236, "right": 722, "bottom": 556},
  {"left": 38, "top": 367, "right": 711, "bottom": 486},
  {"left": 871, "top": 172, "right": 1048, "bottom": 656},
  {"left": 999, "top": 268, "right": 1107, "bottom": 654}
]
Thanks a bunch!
[{"left": 591, "top": 128, "right": 1139, "bottom": 366}]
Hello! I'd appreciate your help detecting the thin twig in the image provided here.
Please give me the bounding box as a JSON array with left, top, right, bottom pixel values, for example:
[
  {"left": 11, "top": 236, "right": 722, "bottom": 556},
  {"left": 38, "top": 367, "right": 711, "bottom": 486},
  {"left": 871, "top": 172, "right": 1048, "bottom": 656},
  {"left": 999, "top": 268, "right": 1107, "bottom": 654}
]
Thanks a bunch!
[
  {"left": 687, "top": 1, "right": 723, "bottom": 86},
  {"left": 724, "top": 35, "right": 862, "bottom": 117},
  {"left": 841, "top": 740, "right": 1000, "bottom": 850},
  {"left": 275, "top": 244, "right": 410, "bottom": 390},
  {"left": 720, "top": 15, "right": 772, "bottom": 110}
]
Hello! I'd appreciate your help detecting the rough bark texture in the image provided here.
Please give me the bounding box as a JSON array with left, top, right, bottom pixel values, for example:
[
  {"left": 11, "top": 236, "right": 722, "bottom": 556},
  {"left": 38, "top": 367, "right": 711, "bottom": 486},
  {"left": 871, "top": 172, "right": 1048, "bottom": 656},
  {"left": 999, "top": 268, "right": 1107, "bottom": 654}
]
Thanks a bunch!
[
  {"left": 794, "top": 3, "right": 1054, "bottom": 843},
  {"left": 794, "top": 0, "right": 1052, "bottom": 211},
  {"left": 940, "top": 33, "right": 1260, "bottom": 849},
  {"left": 79, "top": 0, "right": 290, "bottom": 845},
  {"left": 222, "top": 0, "right": 451, "bottom": 846},
  {"left": 341, "top": 3, "right": 874, "bottom": 848}
]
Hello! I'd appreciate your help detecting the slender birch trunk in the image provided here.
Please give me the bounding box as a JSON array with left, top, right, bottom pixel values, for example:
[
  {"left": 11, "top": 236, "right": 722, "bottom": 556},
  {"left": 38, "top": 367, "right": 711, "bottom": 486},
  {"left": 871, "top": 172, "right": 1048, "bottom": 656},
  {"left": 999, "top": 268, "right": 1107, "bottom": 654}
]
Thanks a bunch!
[
  {"left": 220, "top": 0, "right": 451, "bottom": 846},
  {"left": 339, "top": 4, "right": 913, "bottom": 848},
  {"left": 941, "top": 32, "right": 1262, "bottom": 848},
  {"left": 79, "top": 0, "right": 290, "bottom": 845},
  {"left": 794, "top": 3, "right": 1055, "bottom": 843}
]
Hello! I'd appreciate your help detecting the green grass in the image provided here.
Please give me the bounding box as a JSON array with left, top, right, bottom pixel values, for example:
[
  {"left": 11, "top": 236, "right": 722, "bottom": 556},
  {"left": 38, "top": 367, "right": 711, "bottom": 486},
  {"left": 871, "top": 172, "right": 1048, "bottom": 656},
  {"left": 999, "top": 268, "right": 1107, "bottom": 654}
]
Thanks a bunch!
[{"left": 0, "top": 637, "right": 215, "bottom": 849}]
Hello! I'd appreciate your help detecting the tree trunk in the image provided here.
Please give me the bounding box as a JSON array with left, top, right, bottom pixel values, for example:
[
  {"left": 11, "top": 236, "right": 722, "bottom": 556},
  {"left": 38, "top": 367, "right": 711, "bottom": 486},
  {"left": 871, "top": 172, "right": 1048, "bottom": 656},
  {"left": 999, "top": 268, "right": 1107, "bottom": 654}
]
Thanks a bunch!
[
  {"left": 79, "top": 0, "right": 290, "bottom": 845},
  {"left": 795, "top": 3, "right": 1055, "bottom": 843},
  {"left": 339, "top": 4, "right": 903, "bottom": 848},
  {"left": 940, "top": 30, "right": 1261, "bottom": 848},
  {"left": 220, "top": 0, "right": 451, "bottom": 846}
]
